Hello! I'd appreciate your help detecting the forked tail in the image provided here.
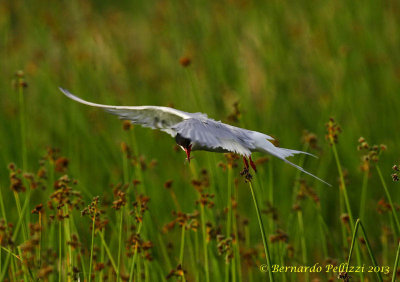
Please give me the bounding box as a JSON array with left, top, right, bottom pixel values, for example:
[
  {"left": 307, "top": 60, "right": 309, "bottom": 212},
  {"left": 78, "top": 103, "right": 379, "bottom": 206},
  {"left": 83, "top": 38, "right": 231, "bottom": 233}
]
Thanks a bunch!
[{"left": 255, "top": 135, "right": 331, "bottom": 186}]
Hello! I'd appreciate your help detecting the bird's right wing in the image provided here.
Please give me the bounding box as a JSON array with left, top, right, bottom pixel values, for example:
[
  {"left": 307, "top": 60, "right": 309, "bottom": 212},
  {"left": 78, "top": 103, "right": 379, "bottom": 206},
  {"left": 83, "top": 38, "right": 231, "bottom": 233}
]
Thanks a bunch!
[{"left": 59, "top": 87, "right": 197, "bottom": 136}]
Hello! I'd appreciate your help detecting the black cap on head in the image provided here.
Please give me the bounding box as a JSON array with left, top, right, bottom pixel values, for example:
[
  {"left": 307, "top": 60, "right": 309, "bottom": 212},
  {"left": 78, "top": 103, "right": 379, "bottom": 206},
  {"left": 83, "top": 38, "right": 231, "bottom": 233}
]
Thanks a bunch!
[{"left": 175, "top": 133, "right": 191, "bottom": 148}]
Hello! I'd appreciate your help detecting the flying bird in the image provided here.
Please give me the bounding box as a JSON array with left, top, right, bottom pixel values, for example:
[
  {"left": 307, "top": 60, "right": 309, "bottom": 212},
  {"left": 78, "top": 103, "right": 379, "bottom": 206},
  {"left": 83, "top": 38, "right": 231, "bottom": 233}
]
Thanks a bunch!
[{"left": 59, "top": 88, "right": 330, "bottom": 186}]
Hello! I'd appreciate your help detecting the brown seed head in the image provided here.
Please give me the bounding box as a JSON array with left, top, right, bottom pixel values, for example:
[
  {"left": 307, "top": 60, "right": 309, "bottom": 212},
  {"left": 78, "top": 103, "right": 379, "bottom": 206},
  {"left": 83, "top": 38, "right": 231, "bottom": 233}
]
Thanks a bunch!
[
  {"left": 377, "top": 198, "right": 392, "bottom": 214},
  {"left": 37, "top": 265, "right": 53, "bottom": 279},
  {"left": 9, "top": 166, "right": 26, "bottom": 193},
  {"left": 357, "top": 137, "right": 386, "bottom": 169},
  {"left": 164, "top": 180, "right": 173, "bottom": 189},
  {"left": 196, "top": 192, "right": 215, "bottom": 208},
  {"left": 112, "top": 191, "right": 127, "bottom": 210},
  {"left": 337, "top": 271, "right": 350, "bottom": 281},
  {"left": 16, "top": 70, "right": 25, "bottom": 78},
  {"left": 325, "top": 118, "right": 342, "bottom": 145},
  {"left": 179, "top": 56, "right": 191, "bottom": 67},
  {"left": 240, "top": 167, "right": 252, "bottom": 182},
  {"left": 55, "top": 157, "right": 69, "bottom": 173},
  {"left": 254, "top": 156, "right": 270, "bottom": 165},
  {"left": 166, "top": 264, "right": 186, "bottom": 279},
  {"left": 262, "top": 202, "right": 279, "bottom": 221},
  {"left": 302, "top": 130, "right": 319, "bottom": 150},
  {"left": 31, "top": 204, "right": 43, "bottom": 214},
  {"left": 269, "top": 229, "right": 289, "bottom": 244},
  {"left": 216, "top": 234, "right": 234, "bottom": 263},
  {"left": 340, "top": 213, "right": 350, "bottom": 224},
  {"left": 224, "top": 153, "right": 240, "bottom": 168},
  {"left": 122, "top": 120, "right": 132, "bottom": 131}
]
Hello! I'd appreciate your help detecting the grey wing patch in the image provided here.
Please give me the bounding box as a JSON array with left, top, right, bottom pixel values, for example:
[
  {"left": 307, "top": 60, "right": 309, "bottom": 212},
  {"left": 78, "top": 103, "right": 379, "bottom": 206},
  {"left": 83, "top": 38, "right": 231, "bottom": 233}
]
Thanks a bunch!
[
  {"left": 172, "top": 118, "right": 256, "bottom": 156},
  {"left": 105, "top": 108, "right": 184, "bottom": 135}
]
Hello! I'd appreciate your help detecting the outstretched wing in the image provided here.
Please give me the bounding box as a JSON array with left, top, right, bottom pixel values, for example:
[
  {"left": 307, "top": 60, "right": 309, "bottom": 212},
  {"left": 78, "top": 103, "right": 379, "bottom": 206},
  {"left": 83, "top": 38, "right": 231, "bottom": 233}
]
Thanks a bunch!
[
  {"left": 59, "top": 87, "right": 202, "bottom": 136},
  {"left": 172, "top": 118, "right": 260, "bottom": 156}
]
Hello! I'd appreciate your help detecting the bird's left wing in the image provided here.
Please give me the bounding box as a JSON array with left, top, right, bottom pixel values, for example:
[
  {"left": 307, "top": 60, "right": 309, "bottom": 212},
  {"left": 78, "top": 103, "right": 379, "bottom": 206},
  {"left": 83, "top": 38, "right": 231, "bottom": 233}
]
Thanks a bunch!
[
  {"left": 59, "top": 88, "right": 193, "bottom": 136},
  {"left": 173, "top": 118, "right": 257, "bottom": 156}
]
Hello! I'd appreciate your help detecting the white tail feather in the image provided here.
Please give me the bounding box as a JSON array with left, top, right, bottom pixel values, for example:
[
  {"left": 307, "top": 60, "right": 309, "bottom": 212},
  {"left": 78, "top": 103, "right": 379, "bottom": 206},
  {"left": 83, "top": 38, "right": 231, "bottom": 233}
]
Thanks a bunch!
[
  {"left": 274, "top": 151, "right": 331, "bottom": 186},
  {"left": 254, "top": 134, "right": 331, "bottom": 186}
]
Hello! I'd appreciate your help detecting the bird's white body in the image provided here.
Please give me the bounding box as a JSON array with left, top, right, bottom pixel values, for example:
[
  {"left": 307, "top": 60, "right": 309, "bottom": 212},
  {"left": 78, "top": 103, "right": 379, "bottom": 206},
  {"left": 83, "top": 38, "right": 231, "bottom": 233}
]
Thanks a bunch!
[{"left": 59, "top": 88, "right": 330, "bottom": 186}]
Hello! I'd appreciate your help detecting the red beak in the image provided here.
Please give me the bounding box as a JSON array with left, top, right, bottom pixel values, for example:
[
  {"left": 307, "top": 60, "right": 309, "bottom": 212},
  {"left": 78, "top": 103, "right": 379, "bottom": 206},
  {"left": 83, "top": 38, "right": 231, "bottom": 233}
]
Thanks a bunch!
[{"left": 184, "top": 144, "right": 192, "bottom": 163}]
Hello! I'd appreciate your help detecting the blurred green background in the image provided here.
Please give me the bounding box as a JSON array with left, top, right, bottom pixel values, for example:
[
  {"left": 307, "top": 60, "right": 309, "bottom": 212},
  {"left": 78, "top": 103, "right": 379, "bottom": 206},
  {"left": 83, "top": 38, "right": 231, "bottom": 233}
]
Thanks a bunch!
[{"left": 1, "top": 0, "right": 400, "bottom": 281}]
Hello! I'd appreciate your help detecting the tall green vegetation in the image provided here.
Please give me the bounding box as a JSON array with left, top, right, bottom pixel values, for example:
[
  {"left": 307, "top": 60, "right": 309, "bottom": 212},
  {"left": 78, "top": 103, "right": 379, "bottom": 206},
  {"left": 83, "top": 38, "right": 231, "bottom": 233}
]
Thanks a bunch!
[{"left": 1, "top": 0, "right": 400, "bottom": 280}]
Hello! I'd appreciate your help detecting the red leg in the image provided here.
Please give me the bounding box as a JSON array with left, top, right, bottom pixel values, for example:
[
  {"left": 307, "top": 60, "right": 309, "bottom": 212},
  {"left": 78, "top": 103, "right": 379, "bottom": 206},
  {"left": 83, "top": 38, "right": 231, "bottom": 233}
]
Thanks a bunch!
[
  {"left": 242, "top": 157, "right": 249, "bottom": 169},
  {"left": 240, "top": 156, "right": 253, "bottom": 181},
  {"left": 249, "top": 156, "right": 257, "bottom": 173}
]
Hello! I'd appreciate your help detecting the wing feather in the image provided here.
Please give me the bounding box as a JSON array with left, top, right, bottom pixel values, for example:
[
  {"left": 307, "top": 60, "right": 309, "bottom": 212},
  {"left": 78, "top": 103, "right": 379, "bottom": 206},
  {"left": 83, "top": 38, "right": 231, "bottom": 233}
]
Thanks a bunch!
[
  {"left": 59, "top": 87, "right": 197, "bottom": 136},
  {"left": 173, "top": 118, "right": 256, "bottom": 156}
]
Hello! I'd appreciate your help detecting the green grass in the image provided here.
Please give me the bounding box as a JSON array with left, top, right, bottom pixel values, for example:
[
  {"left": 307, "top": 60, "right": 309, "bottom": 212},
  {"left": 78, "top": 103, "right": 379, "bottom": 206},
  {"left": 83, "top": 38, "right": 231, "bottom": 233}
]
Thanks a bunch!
[{"left": 1, "top": 0, "right": 400, "bottom": 281}]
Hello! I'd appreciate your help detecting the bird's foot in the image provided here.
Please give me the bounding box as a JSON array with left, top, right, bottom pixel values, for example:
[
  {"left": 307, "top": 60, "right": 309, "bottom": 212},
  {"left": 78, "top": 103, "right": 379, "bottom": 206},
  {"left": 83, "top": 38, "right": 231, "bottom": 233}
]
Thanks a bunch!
[
  {"left": 241, "top": 156, "right": 253, "bottom": 182},
  {"left": 185, "top": 156, "right": 194, "bottom": 163},
  {"left": 240, "top": 167, "right": 253, "bottom": 182}
]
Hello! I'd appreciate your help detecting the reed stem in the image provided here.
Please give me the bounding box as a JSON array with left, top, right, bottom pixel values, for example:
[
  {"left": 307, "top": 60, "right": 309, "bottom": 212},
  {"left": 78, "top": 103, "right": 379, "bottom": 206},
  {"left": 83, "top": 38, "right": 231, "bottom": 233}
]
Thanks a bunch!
[
  {"left": 225, "top": 165, "right": 233, "bottom": 282},
  {"left": 376, "top": 165, "right": 400, "bottom": 235},
  {"left": 200, "top": 205, "right": 210, "bottom": 282},
  {"left": 58, "top": 220, "right": 62, "bottom": 282},
  {"left": 392, "top": 240, "right": 400, "bottom": 282},
  {"left": 331, "top": 143, "right": 363, "bottom": 280},
  {"left": 18, "top": 74, "right": 30, "bottom": 241},
  {"left": 347, "top": 219, "right": 382, "bottom": 282},
  {"left": 179, "top": 226, "right": 186, "bottom": 282},
  {"left": 358, "top": 170, "right": 369, "bottom": 220},
  {"left": 89, "top": 213, "right": 96, "bottom": 282},
  {"left": 117, "top": 210, "right": 124, "bottom": 282},
  {"left": 248, "top": 180, "right": 274, "bottom": 281},
  {"left": 98, "top": 231, "right": 118, "bottom": 273}
]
